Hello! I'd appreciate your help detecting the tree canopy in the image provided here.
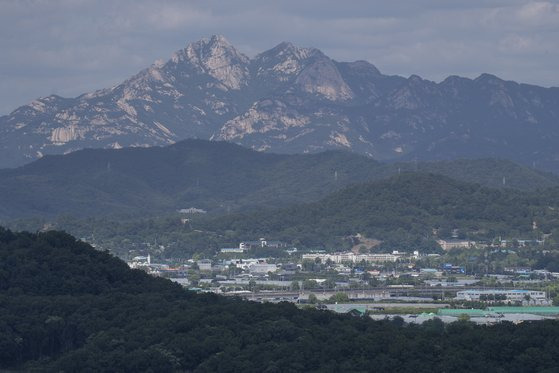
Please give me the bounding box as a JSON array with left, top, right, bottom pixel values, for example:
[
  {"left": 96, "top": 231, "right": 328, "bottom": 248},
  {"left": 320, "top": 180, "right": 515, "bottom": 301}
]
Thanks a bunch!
[{"left": 2, "top": 228, "right": 559, "bottom": 372}]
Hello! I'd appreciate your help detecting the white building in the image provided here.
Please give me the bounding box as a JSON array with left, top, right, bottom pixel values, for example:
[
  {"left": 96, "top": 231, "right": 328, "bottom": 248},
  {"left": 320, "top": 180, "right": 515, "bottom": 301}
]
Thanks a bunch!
[
  {"left": 302, "top": 252, "right": 400, "bottom": 264},
  {"left": 225, "top": 258, "right": 261, "bottom": 270},
  {"left": 220, "top": 247, "right": 246, "bottom": 254},
  {"left": 127, "top": 254, "right": 151, "bottom": 268},
  {"left": 248, "top": 263, "right": 278, "bottom": 274},
  {"left": 456, "top": 289, "right": 549, "bottom": 305},
  {"left": 197, "top": 259, "right": 212, "bottom": 271},
  {"left": 240, "top": 238, "right": 287, "bottom": 250},
  {"left": 178, "top": 207, "right": 207, "bottom": 214},
  {"left": 437, "top": 239, "right": 476, "bottom": 251}
]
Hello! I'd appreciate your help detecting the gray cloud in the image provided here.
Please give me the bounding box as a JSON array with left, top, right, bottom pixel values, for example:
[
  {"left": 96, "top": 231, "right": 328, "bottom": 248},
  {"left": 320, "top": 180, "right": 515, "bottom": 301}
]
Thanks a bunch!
[{"left": 0, "top": 0, "right": 558, "bottom": 114}]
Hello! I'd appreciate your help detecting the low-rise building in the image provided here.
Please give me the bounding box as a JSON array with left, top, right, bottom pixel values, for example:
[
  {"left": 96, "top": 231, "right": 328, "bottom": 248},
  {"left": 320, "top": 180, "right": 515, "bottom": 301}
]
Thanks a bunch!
[
  {"left": 442, "top": 263, "right": 465, "bottom": 274},
  {"left": 226, "top": 258, "right": 261, "bottom": 270},
  {"left": 419, "top": 268, "right": 443, "bottom": 277},
  {"left": 302, "top": 252, "right": 400, "bottom": 264},
  {"left": 220, "top": 247, "right": 246, "bottom": 254},
  {"left": 500, "top": 239, "right": 544, "bottom": 247},
  {"left": 456, "top": 289, "right": 549, "bottom": 305},
  {"left": 178, "top": 207, "right": 207, "bottom": 214},
  {"left": 248, "top": 262, "right": 278, "bottom": 274},
  {"left": 504, "top": 267, "right": 532, "bottom": 275},
  {"left": 240, "top": 238, "right": 288, "bottom": 250},
  {"left": 197, "top": 259, "right": 212, "bottom": 271},
  {"left": 437, "top": 239, "right": 476, "bottom": 251}
]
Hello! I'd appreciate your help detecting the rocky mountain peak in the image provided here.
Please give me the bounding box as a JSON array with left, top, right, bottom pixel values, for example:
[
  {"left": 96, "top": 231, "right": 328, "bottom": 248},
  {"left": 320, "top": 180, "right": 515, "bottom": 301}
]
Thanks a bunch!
[
  {"left": 294, "top": 56, "right": 355, "bottom": 101},
  {"left": 181, "top": 34, "right": 250, "bottom": 90},
  {"left": 441, "top": 75, "right": 470, "bottom": 86},
  {"left": 2, "top": 35, "right": 559, "bottom": 172},
  {"left": 252, "top": 41, "right": 322, "bottom": 84},
  {"left": 475, "top": 73, "right": 503, "bottom": 85},
  {"left": 408, "top": 74, "right": 424, "bottom": 83},
  {"left": 340, "top": 60, "right": 381, "bottom": 76},
  {"left": 257, "top": 41, "right": 320, "bottom": 62}
]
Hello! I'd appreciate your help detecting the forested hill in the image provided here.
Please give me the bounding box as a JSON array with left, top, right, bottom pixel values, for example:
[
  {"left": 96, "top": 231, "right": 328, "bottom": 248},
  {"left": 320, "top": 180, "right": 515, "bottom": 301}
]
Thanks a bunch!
[
  {"left": 390, "top": 158, "right": 559, "bottom": 191},
  {"left": 37, "top": 172, "right": 559, "bottom": 258},
  {"left": 193, "top": 173, "right": 559, "bottom": 251},
  {"left": 3, "top": 228, "right": 559, "bottom": 372},
  {"left": 0, "top": 139, "right": 557, "bottom": 219}
]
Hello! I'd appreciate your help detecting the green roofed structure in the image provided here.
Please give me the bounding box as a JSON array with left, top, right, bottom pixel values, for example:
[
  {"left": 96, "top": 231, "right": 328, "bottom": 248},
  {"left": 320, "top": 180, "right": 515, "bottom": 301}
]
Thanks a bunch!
[
  {"left": 347, "top": 307, "right": 367, "bottom": 317},
  {"left": 438, "top": 307, "right": 559, "bottom": 318},
  {"left": 437, "top": 309, "right": 487, "bottom": 317},
  {"left": 488, "top": 307, "right": 559, "bottom": 315}
]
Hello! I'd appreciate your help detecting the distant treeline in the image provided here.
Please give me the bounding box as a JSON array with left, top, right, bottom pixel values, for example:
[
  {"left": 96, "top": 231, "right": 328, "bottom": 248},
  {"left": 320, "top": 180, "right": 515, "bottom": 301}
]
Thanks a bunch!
[{"left": 12, "top": 172, "right": 559, "bottom": 258}]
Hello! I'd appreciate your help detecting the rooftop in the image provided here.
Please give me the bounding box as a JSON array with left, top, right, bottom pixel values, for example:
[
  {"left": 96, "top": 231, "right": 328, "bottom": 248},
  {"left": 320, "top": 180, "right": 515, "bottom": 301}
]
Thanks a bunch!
[
  {"left": 488, "top": 306, "right": 559, "bottom": 315},
  {"left": 438, "top": 309, "right": 486, "bottom": 317},
  {"left": 439, "top": 307, "right": 559, "bottom": 316}
]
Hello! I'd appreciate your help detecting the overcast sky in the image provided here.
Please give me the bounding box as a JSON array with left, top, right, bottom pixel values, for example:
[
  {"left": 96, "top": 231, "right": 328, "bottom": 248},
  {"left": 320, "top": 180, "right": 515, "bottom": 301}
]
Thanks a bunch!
[{"left": 1, "top": 0, "right": 558, "bottom": 114}]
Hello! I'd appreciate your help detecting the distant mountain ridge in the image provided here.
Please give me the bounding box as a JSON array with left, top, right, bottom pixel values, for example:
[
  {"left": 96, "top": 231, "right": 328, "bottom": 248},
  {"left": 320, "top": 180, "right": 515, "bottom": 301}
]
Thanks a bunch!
[
  {"left": 1, "top": 35, "right": 559, "bottom": 170},
  {"left": 0, "top": 139, "right": 557, "bottom": 220}
]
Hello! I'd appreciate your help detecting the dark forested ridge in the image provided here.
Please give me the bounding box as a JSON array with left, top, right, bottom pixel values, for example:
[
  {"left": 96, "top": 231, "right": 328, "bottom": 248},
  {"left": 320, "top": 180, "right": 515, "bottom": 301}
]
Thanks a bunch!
[
  {"left": 189, "top": 173, "right": 559, "bottom": 252},
  {"left": 2, "top": 227, "right": 559, "bottom": 372},
  {"left": 14, "top": 172, "right": 559, "bottom": 258},
  {"left": 0, "top": 139, "right": 557, "bottom": 219}
]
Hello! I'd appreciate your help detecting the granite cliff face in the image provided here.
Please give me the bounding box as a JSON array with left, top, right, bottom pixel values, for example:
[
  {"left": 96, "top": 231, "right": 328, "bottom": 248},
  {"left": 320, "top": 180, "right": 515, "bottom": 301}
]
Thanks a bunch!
[{"left": 1, "top": 35, "right": 559, "bottom": 170}]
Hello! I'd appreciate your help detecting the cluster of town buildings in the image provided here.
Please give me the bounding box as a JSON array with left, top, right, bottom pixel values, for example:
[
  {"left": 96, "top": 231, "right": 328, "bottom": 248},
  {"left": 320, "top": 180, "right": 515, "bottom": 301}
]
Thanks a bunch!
[{"left": 122, "top": 234, "right": 559, "bottom": 326}]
